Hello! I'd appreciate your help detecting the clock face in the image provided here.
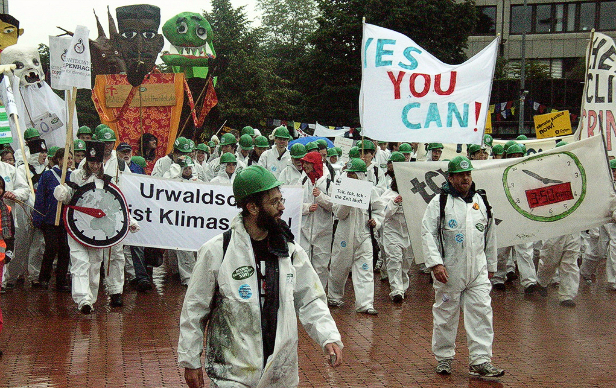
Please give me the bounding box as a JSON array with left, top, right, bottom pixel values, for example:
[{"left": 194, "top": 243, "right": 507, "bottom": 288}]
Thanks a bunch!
[
  {"left": 63, "top": 182, "right": 130, "bottom": 248},
  {"left": 502, "top": 151, "right": 586, "bottom": 222}
]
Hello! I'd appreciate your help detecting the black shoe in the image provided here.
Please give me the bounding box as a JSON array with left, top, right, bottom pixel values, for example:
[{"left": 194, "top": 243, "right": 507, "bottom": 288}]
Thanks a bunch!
[
  {"left": 524, "top": 284, "right": 537, "bottom": 295},
  {"left": 136, "top": 280, "right": 153, "bottom": 292},
  {"left": 80, "top": 304, "right": 93, "bottom": 314},
  {"left": 560, "top": 299, "right": 576, "bottom": 308},
  {"left": 537, "top": 285, "right": 548, "bottom": 297},
  {"left": 506, "top": 271, "right": 518, "bottom": 282},
  {"left": 110, "top": 293, "right": 123, "bottom": 307},
  {"left": 31, "top": 280, "right": 43, "bottom": 289},
  {"left": 392, "top": 294, "right": 404, "bottom": 303},
  {"left": 493, "top": 283, "right": 506, "bottom": 291}
]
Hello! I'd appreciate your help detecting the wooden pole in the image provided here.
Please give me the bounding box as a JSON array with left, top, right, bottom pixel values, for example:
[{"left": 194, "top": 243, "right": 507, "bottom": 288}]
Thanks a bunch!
[{"left": 54, "top": 87, "right": 77, "bottom": 225}]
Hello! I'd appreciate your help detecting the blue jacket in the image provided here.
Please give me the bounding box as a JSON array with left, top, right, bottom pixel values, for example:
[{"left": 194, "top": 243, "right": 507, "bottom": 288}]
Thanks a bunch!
[{"left": 33, "top": 167, "right": 71, "bottom": 227}]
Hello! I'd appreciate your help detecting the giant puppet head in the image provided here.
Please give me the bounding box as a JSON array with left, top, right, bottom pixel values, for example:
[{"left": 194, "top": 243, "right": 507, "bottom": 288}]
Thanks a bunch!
[
  {"left": 115, "top": 4, "right": 164, "bottom": 87},
  {"left": 0, "top": 14, "right": 24, "bottom": 53},
  {"left": 161, "top": 12, "right": 216, "bottom": 71},
  {"left": 0, "top": 45, "right": 44, "bottom": 86}
]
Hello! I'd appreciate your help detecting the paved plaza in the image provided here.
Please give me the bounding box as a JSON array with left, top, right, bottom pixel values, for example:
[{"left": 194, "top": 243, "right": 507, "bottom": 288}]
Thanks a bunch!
[{"left": 1, "top": 265, "right": 615, "bottom": 387}]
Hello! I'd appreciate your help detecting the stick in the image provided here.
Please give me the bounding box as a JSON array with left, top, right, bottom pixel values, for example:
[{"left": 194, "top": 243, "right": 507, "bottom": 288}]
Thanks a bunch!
[{"left": 54, "top": 87, "right": 77, "bottom": 225}]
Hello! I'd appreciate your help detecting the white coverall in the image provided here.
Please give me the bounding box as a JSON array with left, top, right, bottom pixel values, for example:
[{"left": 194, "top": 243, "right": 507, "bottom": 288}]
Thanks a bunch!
[
  {"left": 421, "top": 189, "right": 497, "bottom": 365},
  {"left": 258, "top": 146, "right": 291, "bottom": 178},
  {"left": 492, "top": 243, "right": 537, "bottom": 288},
  {"left": 537, "top": 233, "right": 581, "bottom": 302},
  {"left": 206, "top": 156, "right": 246, "bottom": 181},
  {"left": 278, "top": 164, "right": 303, "bottom": 186},
  {"left": 382, "top": 189, "right": 413, "bottom": 299},
  {"left": 604, "top": 223, "right": 616, "bottom": 289},
  {"left": 580, "top": 226, "right": 608, "bottom": 281},
  {"left": 209, "top": 164, "right": 237, "bottom": 185},
  {"left": 327, "top": 173, "right": 384, "bottom": 312},
  {"left": 177, "top": 214, "right": 343, "bottom": 388},
  {"left": 151, "top": 154, "right": 174, "bottom": 178},
  {"left": 235, "top": 150, "right": 251, "bottom": 165},
  {"left": 300, "top": 174, "right": 333, "bottom": 289},
  {"left": 374, "top": 148, "right": 391, "bottom": 174}
]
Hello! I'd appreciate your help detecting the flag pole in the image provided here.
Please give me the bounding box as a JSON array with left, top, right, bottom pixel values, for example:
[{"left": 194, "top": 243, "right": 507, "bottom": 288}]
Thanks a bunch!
[{"left": 54, "top": 86, "right": 77, "bottom": 225}]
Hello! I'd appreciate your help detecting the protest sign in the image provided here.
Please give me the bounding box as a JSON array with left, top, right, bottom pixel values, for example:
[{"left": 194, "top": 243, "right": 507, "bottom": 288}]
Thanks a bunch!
[
  {"left": 394, "top": 135, "right": 615, "bottom": 264},
  {"left": 57, "top": 26, "right": 91, "bottom": 90},
  {"left": 314, "top": 122, "right": 346, "bottom": 137},
  {"left": 49, "top": 35, "right": 72, "bottom": 90},
  {"left": 331, "top": 176, "right": 373, "bottom": 210},
  {"left": 334, "top": 136, "right": 354, "bottom": 162},
  {"left": 121, "top": 174, "right": 303, "bottom": 251},
  {"left": 360, "top": 22, "right": 498, "bottom": 145},
  {"left": 534, "top": 110, "right": 572, "bottom": 139},
  {"left": 577, "top": 32, "right": 616, "bottom": 156},
  {"left": 0, "top": 106, "right": 12, "bottom": 144}
]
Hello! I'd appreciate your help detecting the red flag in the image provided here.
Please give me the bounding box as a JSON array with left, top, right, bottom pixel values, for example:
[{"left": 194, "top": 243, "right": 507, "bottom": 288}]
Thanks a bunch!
[{"left": 197, "top": 78, "right": 218, "bottom": 127}]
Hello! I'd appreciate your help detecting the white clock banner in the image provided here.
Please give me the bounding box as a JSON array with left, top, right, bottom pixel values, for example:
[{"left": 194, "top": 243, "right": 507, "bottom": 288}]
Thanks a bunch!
[
  {"left": 394, "top": 135, "right": 616, "bottom": 264},
  {"left": 120, "top": 174, "right": 303, "bottom": 251}
]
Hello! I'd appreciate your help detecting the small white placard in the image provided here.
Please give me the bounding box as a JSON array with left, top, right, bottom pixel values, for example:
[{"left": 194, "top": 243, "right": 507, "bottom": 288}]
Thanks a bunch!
[
  {"left": 334, "top": 136, "right": 354, "bottom": 162},
  {"left": 331, "top": 176, "right": 372, "bottom": 210},
  {"left": 28, "top": 112, "right": 63, "bottom": 134}
]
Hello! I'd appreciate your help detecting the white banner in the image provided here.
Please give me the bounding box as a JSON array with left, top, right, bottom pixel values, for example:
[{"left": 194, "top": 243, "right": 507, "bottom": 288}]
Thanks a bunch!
[
  {"left": 394, "top": 135, "right": 616, "bottom": 264},
  {"left": 121, "top": 174, "right": 303, "bottom": 251},
  {"left": 577, "top": 32, "right": 616, "bottom": 157},
  {"left": 314, "top": 122, "right": 346, "bottom": 137},
  {"left": 49, "top": 35, "right": 72, "bottom": 90},
  {"left": 0, "top": 75, "right": 18, "bottom": 116},
  {"left": 360, "top": 23, "right": 498, "bottom": 145},
  {"left": 57, "top": 25, "right": 91, "bottom": 90},
  {"left": 331, "top": 176, "right": 373, "bottom": 210}
]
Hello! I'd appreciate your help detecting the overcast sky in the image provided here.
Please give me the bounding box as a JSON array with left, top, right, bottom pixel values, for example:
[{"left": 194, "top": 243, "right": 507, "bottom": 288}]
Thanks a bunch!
[{"left": 10, "top": 0, "right": 260, "bottom": 50}]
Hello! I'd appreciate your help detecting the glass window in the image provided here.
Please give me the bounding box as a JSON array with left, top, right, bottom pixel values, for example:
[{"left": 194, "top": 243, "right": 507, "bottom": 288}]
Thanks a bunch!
[
  {"left": 600, "top": 1, "right": 616, "bottom": 30},
  {"left": 476, "top": 6, "right": 497, "bottom": 34},
  {"left": 579, "top": 2, "right": 596, "bottom": 31},
  {"left": 536, "top": 4, "right": 553, "bottom": 33},
  {"left": 566, "top": 3, "right": 577, "bottom": 31},
  {"left": 555, "top": 4, "right": 564, "bottom": 32},
  {"left": 511, "top": 5, "right": 532, "bottom": 34}
]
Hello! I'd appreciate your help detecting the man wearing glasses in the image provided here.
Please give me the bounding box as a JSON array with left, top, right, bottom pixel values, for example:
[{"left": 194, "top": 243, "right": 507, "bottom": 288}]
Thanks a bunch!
[{"left": 178, "top": 165, "right": 343, "bottom": 388}]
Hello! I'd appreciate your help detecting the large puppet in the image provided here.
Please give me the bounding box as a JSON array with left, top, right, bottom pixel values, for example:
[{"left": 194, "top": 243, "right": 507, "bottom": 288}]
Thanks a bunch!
[
  {"left": 91, "top": 5, "right": 184, "bottom": 174},
  {"left": 0, "top": 45, "right": 76, "bottom": 154},
  {"left": 0, "top": 14, "right": 23, "bottom": 54}
]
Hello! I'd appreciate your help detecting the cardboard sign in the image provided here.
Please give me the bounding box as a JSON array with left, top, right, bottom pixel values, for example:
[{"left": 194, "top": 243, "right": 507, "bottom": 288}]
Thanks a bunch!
[
  {"left": 57, "top": 25, "right": 91, "bottom": 90},
  {"left": 0, "top": 107, "right": 12, "bottom": 144},
  {"left": 105, "top": 84, "right": 177, "bottom": 107},
  {"left": 27, "top": 112, "right": 63, "bottom": 134},
  {"left": 331, "top": 176, "right": 373, "bottom": 209},
  {"left": 485, "top": 112, "right": 492, "bottom": 134},
  {"left": 334, "top": 136, "right": 354, "bottom": 161},
  {"left": 534, "top": 110, "right": 572, "bottom": 139},
  {"left": 49, "top": 35, "right": 72, "bottom": 90}
]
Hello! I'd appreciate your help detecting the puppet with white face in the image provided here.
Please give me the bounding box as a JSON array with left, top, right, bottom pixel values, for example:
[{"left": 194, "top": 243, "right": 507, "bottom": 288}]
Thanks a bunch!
[{"left": 0, "top": 44, "right": 76, "bottom": 159}]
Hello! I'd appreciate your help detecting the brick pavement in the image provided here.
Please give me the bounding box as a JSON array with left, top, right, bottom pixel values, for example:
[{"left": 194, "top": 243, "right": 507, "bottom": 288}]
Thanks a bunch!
[{"left": 1, "top": 265, "right": 615, "bottom": 387}]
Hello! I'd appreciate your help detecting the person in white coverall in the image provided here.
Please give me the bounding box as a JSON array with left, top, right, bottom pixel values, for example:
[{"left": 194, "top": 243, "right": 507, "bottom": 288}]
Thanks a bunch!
[
  {"left": 209, "top": 153, "right": 238, "bottom": 184},
  {"left": 327, "top": 158, "right": 384, "bottom": 315},
  {"left": 178, "top": 165, "right": 342, "bottom": 388},
  {"left": 207, "top": 133, "right": 247, "bottom": 181},
  {"left": 278, "top": 143, "right": 306, "bottom": 185},
  {"left": 55, "top": 141, "right": 138, "bottom": 314},
  {"left": 421, "top": 156, "right": 504, "bottom": 378},
  {"left": 299, "top": 151, "right": 333, "bottom": 290},
  {"left": 257, "top": 126, "right": 292, "bottom": 178},
  {"left": 536, "top": 233, "right": 581, "bottom": 307}
]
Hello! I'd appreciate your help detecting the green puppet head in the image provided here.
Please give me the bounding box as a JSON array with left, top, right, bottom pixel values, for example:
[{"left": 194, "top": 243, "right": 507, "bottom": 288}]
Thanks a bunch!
[{"left": 162, "top": 12, "right": 216, "bottom": 77}]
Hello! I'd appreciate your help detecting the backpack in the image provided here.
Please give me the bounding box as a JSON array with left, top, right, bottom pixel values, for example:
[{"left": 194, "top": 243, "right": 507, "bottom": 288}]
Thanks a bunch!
[{"left": 438, "top": 189, "right": 492, "bottom": 253}]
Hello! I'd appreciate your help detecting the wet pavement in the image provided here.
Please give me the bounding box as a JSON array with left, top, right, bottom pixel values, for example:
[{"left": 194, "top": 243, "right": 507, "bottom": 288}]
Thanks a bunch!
[{"left": 1, "top": 264, "right": 616, "bottom": 388}]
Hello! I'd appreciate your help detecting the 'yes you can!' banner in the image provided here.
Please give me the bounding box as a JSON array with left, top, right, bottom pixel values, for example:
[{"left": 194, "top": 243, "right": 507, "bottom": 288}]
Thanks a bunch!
[
  {"left": 394, "top": 135, "right": 616, "bottom": 264},
  {"left": 360, "top": 23, "right": 498, "bottom": 145},
  {"left": 121, "top": 174, "right": 303, "bottom": 251}
]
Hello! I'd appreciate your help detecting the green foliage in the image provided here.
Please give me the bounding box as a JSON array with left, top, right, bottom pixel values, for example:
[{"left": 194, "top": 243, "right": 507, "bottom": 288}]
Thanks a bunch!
[{"left": 507, "top": 61, "right": 552, "bottom": 80}]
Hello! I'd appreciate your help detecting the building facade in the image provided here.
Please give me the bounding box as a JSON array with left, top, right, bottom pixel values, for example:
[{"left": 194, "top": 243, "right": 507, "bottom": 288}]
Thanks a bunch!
[{"left": 0, "top": 0, "right": 8, "bottom": 14}]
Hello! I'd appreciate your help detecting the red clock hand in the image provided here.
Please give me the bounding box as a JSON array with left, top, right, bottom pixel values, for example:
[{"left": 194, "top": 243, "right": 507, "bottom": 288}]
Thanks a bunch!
[{"left": 67, "top": 206, "right": 106, "bottom": 218}]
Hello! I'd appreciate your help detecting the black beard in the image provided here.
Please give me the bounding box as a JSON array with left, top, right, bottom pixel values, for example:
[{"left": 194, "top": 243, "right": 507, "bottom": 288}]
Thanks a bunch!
[{"left": 256, "top": 208, "right": 283, "bottom": 233}]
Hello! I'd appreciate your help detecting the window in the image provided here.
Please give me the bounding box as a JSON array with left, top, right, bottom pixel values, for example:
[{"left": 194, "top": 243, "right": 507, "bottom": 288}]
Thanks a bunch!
[
  {"left": 555, "top": 4, "right": 564, "bottom": 32},
  {"left": 536, "top": 4, "right": 553, "bottom": 33},
  {"left": 566, "top": 3, "right": 577, "bottom": 31},
  {"left": 509, "top": 2, "right": 616, "bottom": 34},
  {"left": 476, "top": 6, "right": 497, "bottom": 35},
  {"left": 579, "top": 2, "right": 596, "bottom": 31},
  {"left": 511, "top": 5, "right": 532, "bottom": 34},
  {"left": 599, "top": 1, "right": 616, "bottom": 30}
]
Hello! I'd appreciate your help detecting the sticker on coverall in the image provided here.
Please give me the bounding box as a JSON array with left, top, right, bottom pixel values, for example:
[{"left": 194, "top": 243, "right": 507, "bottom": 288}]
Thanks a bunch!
[
  {"left": 341, "top": 241, "right": 347, "bottom": 247},
  {"left": 475, "top": 223, "right": 485, "bottom": 232},
  {"left": 238, "top": 284, "right": 252, "bottom": 299},
  {"left": 455, "top": 233, "right": 464, "bottom": 243},
  {"left": 448, "top": 219, "right": 458, "bottom": 228},
  {"left": 362, "top": 263, "right": 369, "bottom": 271}
]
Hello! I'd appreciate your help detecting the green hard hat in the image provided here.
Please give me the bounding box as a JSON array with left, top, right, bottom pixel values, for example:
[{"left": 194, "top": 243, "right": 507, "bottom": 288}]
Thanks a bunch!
[
  {"left": 220, "top": 133, "right": 237, "bottom": 146},
  {"left": 77, "top": 126, "right": 93, "bottom": 136},
  {"left": 208, "top": 141, "right": 216, "bottom": 149},
  {"left": 555, "top": 141, "right": 568, "bottom": 148},
  {"left": 239, "top": 134, "right": 254, "bottom": 150},
  {"left": 503, "top": 140, "right": 517, "bottom": 152},
  {"left": 220, "top": 152, "right": 237, "bottom": 164},
  {"left": 241, "top": 126, "right": 255, "bottom": 136},
  {"left": 357, "top": 139, "right": 376, "bottom": 151},
  {"left": 349, "top": 146, "right": 360, "bottom": 158},
  {"left": 95, "top": 124, "right": 109, "bottom": 138},
  {"left": 427, "top": 143, "right": 444, "bottom": 150},
  {"left": 74, "top": 139, "right": 86, "bottom": 152},
  {"left": 516, "top": 134, "right": 528, "bottom": 140},
  {"left": 196, "top": 143, "right": 210, "bottom": 152},
  {"left": 399, "top": 143, "right": 413, "bottom": 154},
  {"left": 98, "top": 128, "right": 117, "bottom": 142},
  {"left": 468, "top": 144, "right": 484, "bottom": 154},
  {"left": 316, "top": 139, "right": 328, "bottom": 149},
  {"left": 492, "top": 144, "right": 505, "bottom": 155},
  {"left": 335, "top": 147, "right": 342, "bottom": 156},
  {"left": 254, "top": 136, "right": 269, "bottom": 148},
  {"left": 305, "top": 142, "right": 318, "bottom": 153},
  {"left": 290, "top": 143, "right": 307, "bottom": 159},
  {"left": 389, "top": 151, "right": 406, "bottom": 162},
  {"left": 24, "top": 127, "right": 40, "bottom": 140},
  {"left": 448, "top": 155, "right": 474, "bottom": 174},
  {"left": 131, "top": 156, "right": 147, "bottom": 168},
  {"left": 47, "top": 146, "right": 60, "bottom": 158},
  {"left": 233, "top": 165, "right": 283, "bottom": 203},
  {"left": 327, "top": 147, "right": 338, "bottom": 157},
  {"left": 506, "top": 143, "right": 525, "bottom": 155},
  {"left": 610, "top": 159, "right": 616, "bottom": 169},
  {"left": 273, "top": 126, "right": 292, "bottom": 139},
  {"left": 179, "top": 156, "right": 195, "bottom": 168},
  {"left": 174, "top": 137, "right": 193, "bottom": 153},
  {"left": 345, "top": 158, "right": 367, "bottom": 172},
  {"left": 483, "top": 134, "right": 493, "bottom": 147}
]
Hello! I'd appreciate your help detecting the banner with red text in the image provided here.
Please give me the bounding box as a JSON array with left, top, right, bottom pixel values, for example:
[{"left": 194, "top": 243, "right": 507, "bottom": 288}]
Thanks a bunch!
[{"left": 360, "top": 23, "right": 498, "bottom": 144}]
